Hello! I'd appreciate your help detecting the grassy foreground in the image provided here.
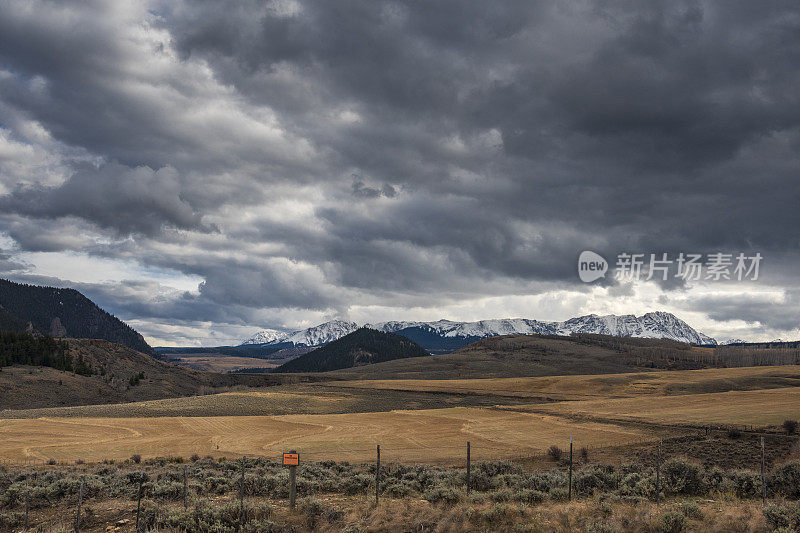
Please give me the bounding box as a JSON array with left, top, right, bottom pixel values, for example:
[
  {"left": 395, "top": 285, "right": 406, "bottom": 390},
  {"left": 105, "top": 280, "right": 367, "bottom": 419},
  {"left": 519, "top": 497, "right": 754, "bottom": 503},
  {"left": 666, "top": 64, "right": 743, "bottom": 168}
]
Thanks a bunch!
[{"left": 2, "top": 456, "right": 800, "bottom": 532}]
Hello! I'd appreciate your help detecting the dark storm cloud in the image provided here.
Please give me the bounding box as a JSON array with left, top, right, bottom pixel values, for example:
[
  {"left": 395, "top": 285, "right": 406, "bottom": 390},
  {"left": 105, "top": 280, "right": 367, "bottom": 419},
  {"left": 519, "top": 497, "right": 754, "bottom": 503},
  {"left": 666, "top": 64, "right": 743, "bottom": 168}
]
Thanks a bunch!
[
  {"left": 1, "top": 0, "right": 800, "bottom": 341},
  {"left": 161, "top": 0, "right": 800, "bottom": 247},
  {"left": 1, "top": 164, "right": 211, "bottom": 236},
  {"left": 692, "top": 290, "right": 800, "bottom": 331},
  {"left": 0, "top": 252, "right": 25, "bottom": 274}
]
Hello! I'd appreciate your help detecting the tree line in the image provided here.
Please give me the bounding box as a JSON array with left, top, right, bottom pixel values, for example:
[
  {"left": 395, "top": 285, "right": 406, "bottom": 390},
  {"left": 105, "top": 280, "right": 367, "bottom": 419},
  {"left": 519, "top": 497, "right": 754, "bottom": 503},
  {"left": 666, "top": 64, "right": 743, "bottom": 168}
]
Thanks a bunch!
[{"left": 0, "top": 330, "right": 94, "bottom": 375}]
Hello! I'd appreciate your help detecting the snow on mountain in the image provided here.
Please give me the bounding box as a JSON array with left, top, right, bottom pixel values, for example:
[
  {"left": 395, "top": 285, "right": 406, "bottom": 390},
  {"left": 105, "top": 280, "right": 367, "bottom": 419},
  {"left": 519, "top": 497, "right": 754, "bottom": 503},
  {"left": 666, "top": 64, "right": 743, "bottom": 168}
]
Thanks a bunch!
[
  {"left": 371, "top": 312, "right": 716, "bottom": 345},
  {"left": 555, "top": 312, "right": 716, "bottom": 345},
  {"left": 241, "top": 328, "right": 284, "bottom": 345},
  {"left": 720, "top": 338, "right": 747, "bottom": 345},
  {"left": 243, "top": 312, "right": 717, "bottom": 347},
  {"left": 242, "top": 320, "right": 358, "bottom": 347}
]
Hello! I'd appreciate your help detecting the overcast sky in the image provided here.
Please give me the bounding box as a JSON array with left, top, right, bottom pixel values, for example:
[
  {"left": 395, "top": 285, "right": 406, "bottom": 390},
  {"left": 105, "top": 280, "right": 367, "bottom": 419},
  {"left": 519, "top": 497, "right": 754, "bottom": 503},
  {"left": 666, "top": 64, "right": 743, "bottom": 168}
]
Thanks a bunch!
[{"left": 1, "top": 0, "right": 799, "bottom": 345}]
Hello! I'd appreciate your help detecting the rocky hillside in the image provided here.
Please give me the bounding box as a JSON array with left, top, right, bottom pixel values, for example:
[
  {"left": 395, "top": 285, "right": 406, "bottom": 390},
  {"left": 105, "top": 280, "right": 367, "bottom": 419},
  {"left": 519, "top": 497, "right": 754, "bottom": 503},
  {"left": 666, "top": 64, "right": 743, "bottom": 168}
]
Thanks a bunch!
[{"left": 0, "top": 278, "right": 154, "bottom": 355}]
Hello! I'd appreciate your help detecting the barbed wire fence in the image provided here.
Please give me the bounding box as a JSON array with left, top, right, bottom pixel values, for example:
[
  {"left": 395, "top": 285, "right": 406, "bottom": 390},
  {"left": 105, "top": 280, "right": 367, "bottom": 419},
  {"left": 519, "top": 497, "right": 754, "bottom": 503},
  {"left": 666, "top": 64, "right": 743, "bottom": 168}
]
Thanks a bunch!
[{"left": 1, "top": 424, "right": 796, "bottom": 532}]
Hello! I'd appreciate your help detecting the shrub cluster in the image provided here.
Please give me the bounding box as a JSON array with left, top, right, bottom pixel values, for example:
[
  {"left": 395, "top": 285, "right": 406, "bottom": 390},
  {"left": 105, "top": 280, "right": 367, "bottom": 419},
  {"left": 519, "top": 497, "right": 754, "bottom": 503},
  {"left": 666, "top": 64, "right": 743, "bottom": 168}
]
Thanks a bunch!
[{"left": 0, "top": 457, "right": 798, "bottom": 515}]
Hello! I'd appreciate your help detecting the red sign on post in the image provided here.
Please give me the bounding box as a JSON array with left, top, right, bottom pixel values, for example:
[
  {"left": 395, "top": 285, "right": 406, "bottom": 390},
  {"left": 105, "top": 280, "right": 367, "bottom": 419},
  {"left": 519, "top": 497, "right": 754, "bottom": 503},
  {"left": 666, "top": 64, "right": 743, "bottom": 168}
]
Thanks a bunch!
[{"left": 282, "top": 453, "right": 299, "bottom": 466}]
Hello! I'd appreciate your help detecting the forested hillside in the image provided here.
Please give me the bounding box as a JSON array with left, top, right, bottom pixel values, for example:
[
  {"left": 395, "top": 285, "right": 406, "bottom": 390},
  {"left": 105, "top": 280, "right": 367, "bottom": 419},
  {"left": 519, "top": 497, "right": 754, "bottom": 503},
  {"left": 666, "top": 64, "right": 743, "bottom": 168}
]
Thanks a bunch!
[
  {"left": 0, "top": 307, "right": 29, "bottom": 332},
  {"left": 0, "top": 331, "right": 73, "bottom": 370},
  {"left": 0, "top": 279, "right": 154, "bottom": 355},
  {"left": 273, "top": 327, "right": 430, "bottom": 373}
]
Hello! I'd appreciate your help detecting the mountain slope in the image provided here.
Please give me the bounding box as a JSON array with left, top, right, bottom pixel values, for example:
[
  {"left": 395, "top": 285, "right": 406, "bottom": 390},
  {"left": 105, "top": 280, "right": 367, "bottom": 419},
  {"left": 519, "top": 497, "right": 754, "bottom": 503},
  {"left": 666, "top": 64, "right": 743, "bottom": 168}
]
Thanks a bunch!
[
  {"left": 0, "top": 306, "right": 30, "bottom": 333},
  {"left": 273, "top": 327, "right": 430, "bottom": 373},
  {"left": 0, "top": 338, "right": 285, "bottom": 410},
  {"left": 327, "top": 334, "right": 655, "bottom": 380},
  {"left": 242, "top": 319, "right": 358, "bottom": 347},
  {"left": 0, "top": 279, "right": 154, "bottom": 355}
]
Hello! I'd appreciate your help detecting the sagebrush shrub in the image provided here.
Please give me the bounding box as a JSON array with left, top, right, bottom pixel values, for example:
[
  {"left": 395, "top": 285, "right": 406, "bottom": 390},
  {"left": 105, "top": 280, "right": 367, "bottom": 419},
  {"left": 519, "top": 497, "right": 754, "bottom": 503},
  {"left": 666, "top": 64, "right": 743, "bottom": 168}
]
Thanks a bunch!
[
  {"left": 763, "top": 502, "right": 800, "bottom": 530},
  {"left": 660, "top": 510, "right": 687, "bottom": 533},
  {"left": 574, "top": 465, "right": 616, "bottom": 496},
  {"left": 547, "top": 445, "right": 563, "bottom": 461},
  {"left": 661, "top": 459, "right": 704, "bottom": 496},
  {"left": 423, "top": 486, "right": 460, "bottom": 505},
  {"left": 586, "top": 521, "right": 620, "bottom": 533},
  {"left": 769, "top": 461, "right": 800, "bottom": 498}
]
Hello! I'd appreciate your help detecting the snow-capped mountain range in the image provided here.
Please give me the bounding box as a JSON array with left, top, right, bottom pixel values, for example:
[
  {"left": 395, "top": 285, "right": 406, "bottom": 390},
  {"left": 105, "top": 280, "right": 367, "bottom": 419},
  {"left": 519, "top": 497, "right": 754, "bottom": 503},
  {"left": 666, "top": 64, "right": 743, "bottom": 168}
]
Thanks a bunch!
[
  {"left": 241, "top": 312, "right": 717, "bottom": 348},
  {"left": 241, "top": 319, "right": 359, "bottom": 347},
  {"left": 719, "top": 338, "right": 747, "bottom": 345}
]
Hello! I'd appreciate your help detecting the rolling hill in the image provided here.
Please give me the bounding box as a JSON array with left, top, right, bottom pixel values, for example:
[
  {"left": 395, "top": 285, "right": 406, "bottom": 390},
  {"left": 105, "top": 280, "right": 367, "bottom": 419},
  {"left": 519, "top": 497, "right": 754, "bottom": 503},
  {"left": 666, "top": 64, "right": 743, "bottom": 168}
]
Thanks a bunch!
[
  {"left": 326, "top": 333, "right": 649, "bottom": 379},
  {"left": 0, "top": 278, "right": 154, "bottom": 355},
  {"left": 273, "top": 327, "right": 430, "bottom": 373},
  {"left": 325, "top": 333, "right": 784, "bottom": 380},
  {"left": 0, "top": 338, "right": 289, "bottom": 410}
]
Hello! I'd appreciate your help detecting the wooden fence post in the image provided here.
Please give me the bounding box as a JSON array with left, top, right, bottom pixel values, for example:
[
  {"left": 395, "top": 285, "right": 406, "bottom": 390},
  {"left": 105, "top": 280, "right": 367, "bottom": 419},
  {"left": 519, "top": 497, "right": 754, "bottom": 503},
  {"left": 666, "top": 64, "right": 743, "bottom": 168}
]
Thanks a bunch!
[
  {"left": 74, "top": 478, "right": 84, "bottom": 533},
  {"left": 183, "top": 464, "right": 188, "bottom": 510},
  {"left": 240, "top": 455, "right": 246, "bottom": 527},
  {"left": 135, "top": 470, "right": 144, "bottom": 532},
  {"left": 375, "top": 444, "right": 381, "bottom": 505},
  {"left": 289, "top": 464, "right": 297, "bottom": 510},
  {"left": 466, "top": 441, "right": 471, "bottom": 495},
  {"left": 24, "top": 484, "right": 29, "bottom": 530},
  {"left": 656, "top": 437, "right": 662, "bottom": 508},
  {"left": 568, "top": 436, "right": 573, "bottom": 501},
  {"left": 761, "top": 436, "right": 766, "bottom": 506}
]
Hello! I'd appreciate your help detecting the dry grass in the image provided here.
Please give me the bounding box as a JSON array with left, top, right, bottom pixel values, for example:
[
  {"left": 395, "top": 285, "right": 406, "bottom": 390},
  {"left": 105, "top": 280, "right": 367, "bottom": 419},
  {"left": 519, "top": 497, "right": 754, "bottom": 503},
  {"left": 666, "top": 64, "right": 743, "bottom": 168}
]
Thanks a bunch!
[
  {"left": 320, "top": 365, "right": 800, "bottom": 401},
  {"left": 520, "top": 386, "right": 800, "bottom": 427},
  {"left": 6, "top": 491, "right": 776, "bottom": 532},
  {"left": 0, "top": 383, "right": 528, "bottom": 418},
  {"left": 168, "top": 355, "right": 280, "bottom": 372},
  {"left": 0, "top": 406, "right": 655, "bottom": 463}
]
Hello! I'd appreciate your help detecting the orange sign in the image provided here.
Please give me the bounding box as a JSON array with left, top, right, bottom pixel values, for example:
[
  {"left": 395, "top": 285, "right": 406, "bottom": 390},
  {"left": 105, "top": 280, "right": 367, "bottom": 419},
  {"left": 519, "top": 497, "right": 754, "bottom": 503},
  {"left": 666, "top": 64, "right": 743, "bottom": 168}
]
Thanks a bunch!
[{"left": 282, "top": 453, "right": 299, "bottom": 466}]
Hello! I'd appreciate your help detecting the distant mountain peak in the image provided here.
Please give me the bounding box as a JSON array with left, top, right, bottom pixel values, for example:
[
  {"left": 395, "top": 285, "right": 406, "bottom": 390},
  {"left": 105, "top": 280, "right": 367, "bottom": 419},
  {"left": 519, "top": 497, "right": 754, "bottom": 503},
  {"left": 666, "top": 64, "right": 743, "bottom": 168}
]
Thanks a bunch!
[
  {"left": 720, "top": 338, "right": 746, "bottom": 345},
  {"left": 240, "top": 328, "right": 283, "bottom": 345},
  {"left": 242, "top": 311, "right": 717, "bottom": 350},
  {"left": 242, "top": 319, "right": 358, "bottom": 347}
]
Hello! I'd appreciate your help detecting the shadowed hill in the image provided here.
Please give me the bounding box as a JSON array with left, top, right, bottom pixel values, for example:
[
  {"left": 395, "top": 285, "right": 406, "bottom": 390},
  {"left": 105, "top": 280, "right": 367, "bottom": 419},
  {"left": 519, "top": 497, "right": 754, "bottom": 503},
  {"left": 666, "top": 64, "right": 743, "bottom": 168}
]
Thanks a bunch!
[
  {"left": 326, "top": 334, "right": 646, "bottom": 379},
  {"left": 0, "top": 278, "right": 154, "bottom": 355},
  {"left": 273, "top": 327, "right": 430, "bottom": 373},
  {"left": 0, "top": 338, "right": 300, "bottom": 410},
  {"left": 327, "top": 333, "right": 800, "bottom": 380}
]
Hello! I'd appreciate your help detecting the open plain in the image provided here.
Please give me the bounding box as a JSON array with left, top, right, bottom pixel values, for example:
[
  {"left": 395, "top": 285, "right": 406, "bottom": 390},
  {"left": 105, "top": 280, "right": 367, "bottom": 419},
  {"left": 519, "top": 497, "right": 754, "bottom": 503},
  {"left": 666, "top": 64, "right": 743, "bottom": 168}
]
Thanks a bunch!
[
  {"left": 1, "top": 365, "right": 799, "bottom": 465},
  {"left": 0, "top": 407, "right": 656, "bottom": 463}
]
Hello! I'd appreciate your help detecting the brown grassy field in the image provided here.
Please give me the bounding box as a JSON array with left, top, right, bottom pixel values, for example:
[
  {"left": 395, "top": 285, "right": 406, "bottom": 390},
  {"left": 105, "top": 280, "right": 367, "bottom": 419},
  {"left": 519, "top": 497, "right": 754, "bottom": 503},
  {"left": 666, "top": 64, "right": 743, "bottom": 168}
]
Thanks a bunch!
[
  {"left": 320, "top": 365, "right": 800, "bottom": 401},
  {"left": 0, "top": 384, "right": 530, "bottom": 419},
  {"left": 166, "top": 355, "right": 283, "bottom": 372},
  {"left": 2, "top": 363, "right": 799, "bottom": 472},
  {"left": 0, "top": 407, "right": 654, "bottom": 464},
  {"left": 514, "top": 386, "right": 800, "bottom": 427}
]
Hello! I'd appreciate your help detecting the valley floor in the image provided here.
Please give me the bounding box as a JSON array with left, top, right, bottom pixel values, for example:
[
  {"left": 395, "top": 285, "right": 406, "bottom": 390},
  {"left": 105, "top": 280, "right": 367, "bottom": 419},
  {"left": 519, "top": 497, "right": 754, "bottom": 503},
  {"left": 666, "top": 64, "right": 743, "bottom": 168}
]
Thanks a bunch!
[{"left": 0, "top": 365, "right": 798, "bottom": 466}]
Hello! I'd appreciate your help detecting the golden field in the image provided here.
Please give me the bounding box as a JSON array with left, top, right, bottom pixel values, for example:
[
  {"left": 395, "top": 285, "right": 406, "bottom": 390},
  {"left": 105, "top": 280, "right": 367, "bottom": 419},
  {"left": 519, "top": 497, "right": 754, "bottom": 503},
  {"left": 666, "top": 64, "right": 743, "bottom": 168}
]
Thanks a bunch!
[
  {"left": 1, "top": 366, "right": 799, "bottom": 465},
  {"left": 516, "top": 386, "right": 800, "bottom": 427},
  {"left": 320, "top": 365, "right": 800, "bottom": 400},
  {"left": 0, "top": 407, "right": 653, "bottom": 464}
]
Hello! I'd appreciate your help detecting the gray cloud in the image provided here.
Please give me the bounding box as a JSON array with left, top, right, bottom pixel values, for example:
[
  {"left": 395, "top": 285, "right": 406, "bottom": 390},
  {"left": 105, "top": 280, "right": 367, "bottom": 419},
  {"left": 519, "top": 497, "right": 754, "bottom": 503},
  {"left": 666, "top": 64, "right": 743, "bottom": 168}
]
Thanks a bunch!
[
  {"left": 0, "top": 0, "right": 799, "bottom": 343},
  {"left": 1, "top": 164, "right": 211, "bottom": 236}
]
